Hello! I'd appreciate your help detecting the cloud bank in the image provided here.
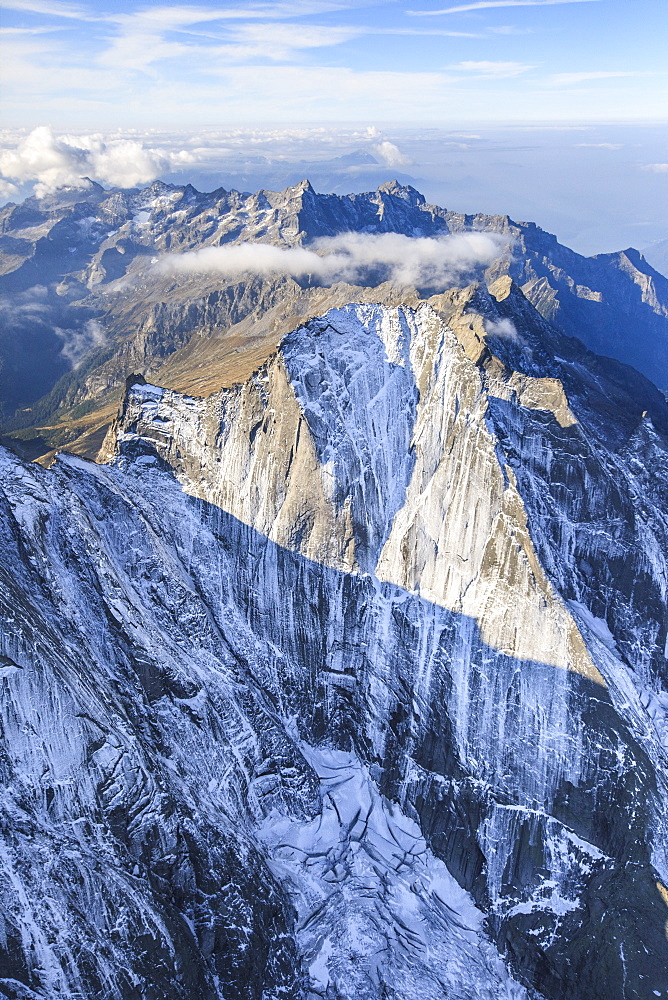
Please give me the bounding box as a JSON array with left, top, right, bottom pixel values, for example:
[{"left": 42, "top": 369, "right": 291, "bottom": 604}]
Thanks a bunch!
[
  {"left": 0, "top": 126, "right": 195, "bottom": 196},
  {"left": 156, "top": 231, "right": 508, "bottom": 289}
]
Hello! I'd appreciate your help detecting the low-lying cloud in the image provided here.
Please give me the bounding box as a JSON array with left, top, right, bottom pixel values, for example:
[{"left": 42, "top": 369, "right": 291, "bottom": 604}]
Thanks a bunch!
[
  {"left": 372, "top": 141, "right": 412, "bottom": 167},
  {"left": 484, "top": 317, "right": 520, "bottom": 340},
  {"left": 0, "top": 285, "right": 106, "bottom": 370},
  {"left": 57, "top": 318, "right": 107, "bottom": 368},
  {"left": 156, "top": 231, "right": 508, "bottom": 290},
  {"left": 0, "top": 127, "right": 195, "bottom": 197}
]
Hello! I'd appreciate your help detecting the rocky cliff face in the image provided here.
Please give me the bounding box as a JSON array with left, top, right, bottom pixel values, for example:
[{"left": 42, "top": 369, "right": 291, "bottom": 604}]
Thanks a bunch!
[{"left": 1, "top": 274, "right": 666, "bottom": 998}]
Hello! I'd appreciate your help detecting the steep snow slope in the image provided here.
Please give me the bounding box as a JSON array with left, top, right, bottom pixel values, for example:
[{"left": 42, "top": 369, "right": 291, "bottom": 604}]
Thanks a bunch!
[{"left": 0, "top": 286, "right": 661, "bottom": 998}]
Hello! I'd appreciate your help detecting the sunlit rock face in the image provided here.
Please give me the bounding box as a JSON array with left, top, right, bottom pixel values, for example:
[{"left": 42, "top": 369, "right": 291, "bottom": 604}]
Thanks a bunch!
[{"left": 1, "top": 282, "right": 668, "bottom": 999}]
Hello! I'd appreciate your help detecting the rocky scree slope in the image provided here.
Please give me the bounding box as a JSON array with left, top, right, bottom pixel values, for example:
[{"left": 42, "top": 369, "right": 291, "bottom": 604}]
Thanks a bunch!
[
  {"left": 1, "top": 179, "right": 667, "bottom": 461},
  {"left": 0, "top": 276, "right": 667, "bottom": 999}
]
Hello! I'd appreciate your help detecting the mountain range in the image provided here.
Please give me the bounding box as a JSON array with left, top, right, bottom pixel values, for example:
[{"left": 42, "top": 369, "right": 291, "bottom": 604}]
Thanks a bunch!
[{"left": 1, "top": 179, "right": 666, "bottom": 462}]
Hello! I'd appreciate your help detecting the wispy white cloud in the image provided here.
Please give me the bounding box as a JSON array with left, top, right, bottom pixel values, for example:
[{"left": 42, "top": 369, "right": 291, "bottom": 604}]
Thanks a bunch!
[
  {"left": 0, "top": 25, "right": 66, "bottom": 34},
  {"left": 547, "top": 70, "right": 637, "bottom": 86},
  {"left": 0, "top": 0, "right": 378, "bottom": 81},
  {"left": 372, "top": 140, "right": 411, "bottom": 166},
  {"left": 1, "top": 0, "right": 355, "bottom": 20},
  {"left": 59, "top": 318, "right": 107, "bottom": 368},
  {"left": 216, "top": 21, "right": 365, "bottom": 60},
  {"left": 1, "top": 0, "right": 661, "bottom": 125},
  {"left": 0, "top": 0, "right": 94, "bottom": 19},
  {"left": 484, "top": 317, "right": 519, "bottom": 339},
  {"left": 97, "top": 13, "right": 486, "bottom": 74},
  {"left": 642, "top": 163, "right": 668, "bottom": 174},
  {"left": 0, "top": 30, "right": 124, "bottom": 96},
  {"left": 409, "top": 0, "right": 600, "bottom": 13},
  {"left": 575, "top": 142, "right": 622, "bottom": 149},
  {"left": 103, "top": 1, "right": 364, "bottom": 31},
  {"left": 95, "top": 7, "right": 371, "bottom": 72},
  {"left": 157, "top": 231, "right": 507, "bottom": 288},
  {"left": 97, "top": 31, "right": 191, "bottom": 72},
  {"left": 450, "top": 60, "right": 536, "bottom": 77},
  {"left": 488, "top": 24, "right": 533, "bottom": 33},
  {"left": 374, "top": 26, "right": 482, "bottom": 36}
]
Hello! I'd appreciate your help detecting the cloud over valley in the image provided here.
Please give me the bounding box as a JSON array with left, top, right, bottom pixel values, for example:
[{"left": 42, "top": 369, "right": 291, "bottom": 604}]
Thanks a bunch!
[{"left": 156, "top": 231, "right": 508, "bottom": 290}]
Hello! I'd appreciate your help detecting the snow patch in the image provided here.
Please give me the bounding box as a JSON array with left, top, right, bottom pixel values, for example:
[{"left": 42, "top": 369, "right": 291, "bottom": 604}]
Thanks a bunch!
[
  {"left": 259, "top": 744, "right": 528, "bottom": 999},
  {"left": 567, "top": 600, "right": 617, "bottom": 650}
]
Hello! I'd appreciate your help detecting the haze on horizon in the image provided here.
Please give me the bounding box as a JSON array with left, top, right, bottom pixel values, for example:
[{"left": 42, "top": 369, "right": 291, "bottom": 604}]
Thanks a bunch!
[{"left": 0, "top": 0, "right": 666, "bottom": 257}]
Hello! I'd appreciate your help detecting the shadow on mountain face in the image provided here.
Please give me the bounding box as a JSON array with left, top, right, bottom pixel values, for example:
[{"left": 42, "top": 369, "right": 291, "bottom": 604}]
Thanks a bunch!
[{"left": 0, "top": 446, "right": 666, "bottom": 1000}]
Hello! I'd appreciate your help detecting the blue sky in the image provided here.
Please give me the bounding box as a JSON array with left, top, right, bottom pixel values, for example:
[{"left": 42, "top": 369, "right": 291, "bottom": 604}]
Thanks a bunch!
[
  {"left": 0, "top": 0, "right": 666, "bottom": 257},
  {"left": 1, "top": 0, "right": 667, "bottom": 126}
]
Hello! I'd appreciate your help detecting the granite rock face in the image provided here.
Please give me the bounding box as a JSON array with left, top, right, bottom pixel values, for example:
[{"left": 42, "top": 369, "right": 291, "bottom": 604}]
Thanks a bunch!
[{"left": 1, "top": 279, "right": 667, "bottom": 998}]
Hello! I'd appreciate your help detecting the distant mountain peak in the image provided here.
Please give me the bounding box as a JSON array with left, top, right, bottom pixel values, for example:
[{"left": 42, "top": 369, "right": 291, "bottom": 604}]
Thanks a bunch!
[
  {"left": 291, "top": 178, "right": 315, "bottom": 194},
  {"left": 376, "top": 179, "right": 426, "bottom": 205}
]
